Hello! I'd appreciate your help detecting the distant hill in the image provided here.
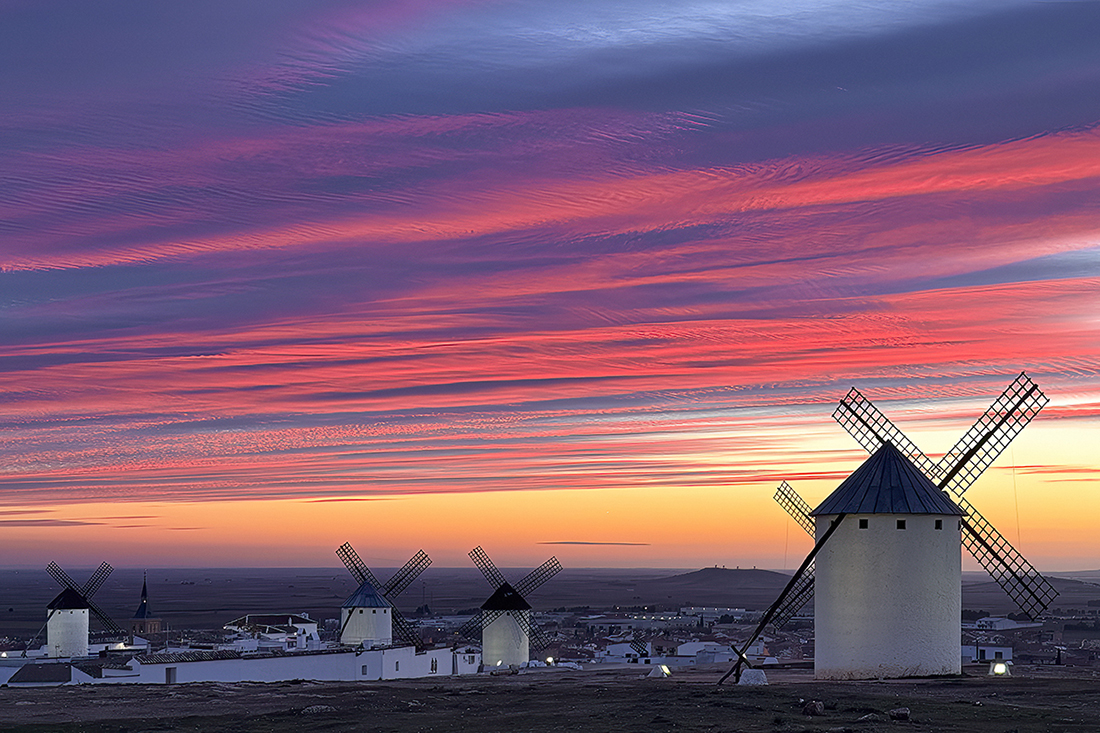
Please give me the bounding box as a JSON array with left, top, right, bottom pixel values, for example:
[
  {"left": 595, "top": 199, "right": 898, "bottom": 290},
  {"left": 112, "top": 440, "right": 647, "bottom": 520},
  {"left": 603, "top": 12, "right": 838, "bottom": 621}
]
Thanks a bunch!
[
  {"left": 642, "top": 567, "right": 794, "bottom": 610},
  {"left": 963, "top": 575, "right": 1100, "bottom": 615}
]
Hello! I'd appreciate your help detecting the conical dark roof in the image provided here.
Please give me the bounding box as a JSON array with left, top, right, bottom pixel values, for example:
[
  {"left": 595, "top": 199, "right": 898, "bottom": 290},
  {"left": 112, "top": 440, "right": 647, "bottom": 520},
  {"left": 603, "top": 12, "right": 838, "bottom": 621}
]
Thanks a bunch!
[
  {"left": 133, "top": 575, "right": 154, "bottom": 619},
  {"left": 342, "top": 579, "right": 392, "bottom": 609},
  {"left": 47, "top": 587, "right": 89, "bottom": 610},
  {"left": 481, "top": 581, "right": 531, "bottom": 611},
  {"left": 810, "top": 442, "right": 964, "bottom": 516}
]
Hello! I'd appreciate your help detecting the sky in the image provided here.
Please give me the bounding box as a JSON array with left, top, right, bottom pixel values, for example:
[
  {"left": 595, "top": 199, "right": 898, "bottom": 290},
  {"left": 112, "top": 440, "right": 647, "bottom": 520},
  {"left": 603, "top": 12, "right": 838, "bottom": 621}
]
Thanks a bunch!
[{"left": 1, "top": 0, "right": 1098, "bottom": 571}]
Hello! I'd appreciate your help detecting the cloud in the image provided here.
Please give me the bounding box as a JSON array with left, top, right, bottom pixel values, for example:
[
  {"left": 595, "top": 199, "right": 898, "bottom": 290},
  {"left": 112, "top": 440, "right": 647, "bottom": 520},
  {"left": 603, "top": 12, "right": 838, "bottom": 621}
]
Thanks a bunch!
[
  {"left": 536, "top": 537, "right": 646, "bottom": 541},
  {"left": 0, "top": 519, "right": 102, "bottom": 527}
]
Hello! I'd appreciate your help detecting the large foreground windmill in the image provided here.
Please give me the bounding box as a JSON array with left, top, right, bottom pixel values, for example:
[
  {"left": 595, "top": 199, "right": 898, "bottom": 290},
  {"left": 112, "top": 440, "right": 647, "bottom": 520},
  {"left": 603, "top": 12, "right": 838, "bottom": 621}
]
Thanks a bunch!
[
  {"left": 460, "top": 546, "right": 561, "bottom": 667},
  {"left": 724, "top": 373, "right": 1057, "bottom": 682},
  {"left": 335, "top": 542, "right": 431, "bottom": 649},
  {"left": 44, "top": 561, "right": 122, "bottom": 658}
]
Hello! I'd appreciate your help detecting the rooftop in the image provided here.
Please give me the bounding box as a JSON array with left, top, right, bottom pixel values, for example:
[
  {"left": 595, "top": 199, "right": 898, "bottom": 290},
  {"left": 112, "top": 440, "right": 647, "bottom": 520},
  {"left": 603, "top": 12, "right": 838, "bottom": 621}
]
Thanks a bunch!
[{"left": 810, "top": 441, "right": 964, "bottom": 517}]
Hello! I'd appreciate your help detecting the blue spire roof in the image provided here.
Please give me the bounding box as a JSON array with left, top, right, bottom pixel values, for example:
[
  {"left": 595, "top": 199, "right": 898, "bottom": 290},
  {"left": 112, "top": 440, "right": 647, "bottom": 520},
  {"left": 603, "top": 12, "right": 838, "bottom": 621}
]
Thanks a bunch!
[
  {"left": 342, "top": 580, "right": 392, "bottom": 609},
  {"left": 810, "top": 441, "right": 964, "bottom": 516},
  {"left": 133, "top": 573, "right": 153, "bottom": 619}
]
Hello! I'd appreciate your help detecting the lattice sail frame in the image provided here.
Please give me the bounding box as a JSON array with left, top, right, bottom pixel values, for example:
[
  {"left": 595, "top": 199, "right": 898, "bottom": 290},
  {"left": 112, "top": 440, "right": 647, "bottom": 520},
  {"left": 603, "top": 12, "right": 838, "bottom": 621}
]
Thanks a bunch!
[
  {"left": 45, "top": 561, "right": 123, "bottom": 633},
  {"left": 775, "top": 482, "right": 815, "bottom": 536},
  {"left": 767, "top": 482, "right": 819, "bottom": 628},
  {"left": 461, "top": 547, "right": 560, "bottom": 651},
  {"left": 335, "top": 542, "right": 433, "bottom": 648},
  {"left": 832, "top": 372, "right": 1057, "bottom": 619}
]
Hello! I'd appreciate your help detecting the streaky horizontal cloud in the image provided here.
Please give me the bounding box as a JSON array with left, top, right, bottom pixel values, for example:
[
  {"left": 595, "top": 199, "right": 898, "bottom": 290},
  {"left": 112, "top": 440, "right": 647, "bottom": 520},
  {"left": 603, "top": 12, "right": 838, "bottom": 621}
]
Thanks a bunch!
[{"left": 539, "top": 537, "right": 646, "bottom": 541}]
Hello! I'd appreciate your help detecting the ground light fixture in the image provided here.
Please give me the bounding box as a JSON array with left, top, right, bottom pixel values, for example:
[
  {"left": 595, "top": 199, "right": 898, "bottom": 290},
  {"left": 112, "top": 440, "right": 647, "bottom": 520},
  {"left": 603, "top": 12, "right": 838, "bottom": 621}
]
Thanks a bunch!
[{"left": 988, "top": 661, "right": 1011, "bottom": 676}]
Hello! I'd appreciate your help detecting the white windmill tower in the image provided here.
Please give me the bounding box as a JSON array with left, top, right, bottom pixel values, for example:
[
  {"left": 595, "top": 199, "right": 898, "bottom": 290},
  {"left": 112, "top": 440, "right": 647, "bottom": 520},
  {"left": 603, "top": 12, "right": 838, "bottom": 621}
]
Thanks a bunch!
[
  {"left": 43, "top": 562, "right": 122, "bottom": 658},
  {"left": 335, "top": 543, "right": 431, "bottom": 649},
  {"left": 721, "top": 374, "right": 1058, "bottom": 683},
  {"left": 810, "top": 442, "right": 964, "bottom": 678},
  {"left": 460, "top": 547, "right": 561, "bottom": 668}
]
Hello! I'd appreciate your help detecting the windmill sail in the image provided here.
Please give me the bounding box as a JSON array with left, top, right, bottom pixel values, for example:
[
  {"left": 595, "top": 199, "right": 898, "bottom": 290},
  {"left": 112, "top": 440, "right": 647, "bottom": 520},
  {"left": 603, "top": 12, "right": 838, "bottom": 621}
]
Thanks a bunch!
[
  {"left": 464, "top": 548, "right": 561, "bottom": 659},
  {"left": 469, "top": 546, "right": 507, "bottom": 589},
  {"left": 45, "top": 561, "right": 122, "bottom": 634},
  {"left": 775, "top": 482, "right": 815, "bottom": 536},
  {"left": 770, "top": 482, "right": 818, "bottom": 628},
  {"left": 514, "top": 557, "right": 562, "bottom": 598},
  {"left": 832, "top": 373, "right": 1058, "bottom": 619},
  {"left": 384, "top": 550, "right": 432, "bottom": 598},
  {"left": 769, "top": 565, "right": 815, "bottom": 629},
  {"left": 336, "top": 542, "right": 432, "bottom": 649},
  {"left": 719, "top": 513, "right": 846, "bottom": 685}
]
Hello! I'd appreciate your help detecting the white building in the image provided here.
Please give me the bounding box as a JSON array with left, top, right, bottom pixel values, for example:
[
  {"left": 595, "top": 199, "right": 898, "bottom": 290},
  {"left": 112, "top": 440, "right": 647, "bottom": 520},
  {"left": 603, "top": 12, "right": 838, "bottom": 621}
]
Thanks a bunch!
[
  {"left": 0, "top": 646, "right": 482, "bottom": 686},
  {"left": 337, "top": 581, "right": 393, "bottom": 647},
  {"left": 480, "top": 583, "right": 531, "bottom": 668},
  {"left": 812, "top": 442, "right": 964, "bottom": 680},
  {"left": 46, "top": 587, "right": 90, "bottom": 658},
  {"left": 967, "top": 616, "right": 1042, "bottom": 632},
  {"left": 962, "top": 644, "right": 1013, "bottom": 664}
]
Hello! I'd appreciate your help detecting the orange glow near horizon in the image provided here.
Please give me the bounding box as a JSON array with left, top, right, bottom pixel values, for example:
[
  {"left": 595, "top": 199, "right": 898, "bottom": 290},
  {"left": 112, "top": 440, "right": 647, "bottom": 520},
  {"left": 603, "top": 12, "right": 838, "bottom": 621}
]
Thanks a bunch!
[
  {"left": 2, "top": 3, "right": 1099, "bottom": 574},
  {"left": 3, "top": 415, "right": 1096, "bottom": 572}
]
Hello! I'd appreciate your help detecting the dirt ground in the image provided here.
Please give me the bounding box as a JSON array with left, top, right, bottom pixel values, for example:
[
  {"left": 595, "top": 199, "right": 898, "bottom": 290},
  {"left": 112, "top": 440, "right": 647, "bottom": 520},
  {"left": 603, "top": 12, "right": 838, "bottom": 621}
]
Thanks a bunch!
[{"left": 2, "top": 665, "right": 1099, "bottom": 733}]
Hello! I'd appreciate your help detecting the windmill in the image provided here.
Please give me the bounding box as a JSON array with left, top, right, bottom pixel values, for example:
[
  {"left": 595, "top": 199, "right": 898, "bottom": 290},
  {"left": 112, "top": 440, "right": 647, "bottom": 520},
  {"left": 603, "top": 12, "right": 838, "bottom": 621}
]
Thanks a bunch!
[
  {"left": 723, "top": 373, "right": 1056, "bottom": 682},
  {"left": 459, "top": 546, "right": 561, "bottom": 668},
  {"left": 335, "top": 542, "right": 431, "bottom": 649},
  {"left": 43, "top": 561, "right": 122, "bottom": 658}
]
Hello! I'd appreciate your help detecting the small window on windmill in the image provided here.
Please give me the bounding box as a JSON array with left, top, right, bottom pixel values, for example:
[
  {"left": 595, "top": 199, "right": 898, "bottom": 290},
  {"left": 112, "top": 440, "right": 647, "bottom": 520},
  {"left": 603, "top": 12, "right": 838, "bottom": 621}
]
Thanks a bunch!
[
  {"left": 896, "top": 519, "right": 906, "bottom": 530},
  {"left": 859, "top": 519, "right": 868, "bottom": 529},
  {"left": 935, "top": 519, "right": 943, "bottom": 530}
]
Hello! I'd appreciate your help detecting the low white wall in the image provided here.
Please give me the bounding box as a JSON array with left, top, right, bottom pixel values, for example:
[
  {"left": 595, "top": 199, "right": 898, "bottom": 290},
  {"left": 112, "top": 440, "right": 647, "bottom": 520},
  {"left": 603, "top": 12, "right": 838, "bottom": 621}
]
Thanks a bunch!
[{"left": 131, "top": 646, "right": 479, "bottom": 684}]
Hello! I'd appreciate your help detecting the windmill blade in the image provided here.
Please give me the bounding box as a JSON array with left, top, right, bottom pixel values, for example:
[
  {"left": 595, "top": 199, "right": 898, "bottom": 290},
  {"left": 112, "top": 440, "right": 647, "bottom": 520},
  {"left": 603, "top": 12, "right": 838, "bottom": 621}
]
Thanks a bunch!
[
  {"left": 833, "top": 389, "right": 940, "bottom": 477},
  {"left": 459, "top": 609, "right": 499, "bottom": 641},
  {"left": 469, "top": 546, "right": 507, "bottom": 589},
  {"left": 384, "top": 550, "right": 432, "bottom": 599},
  {"left": 835, "top": 373, "right": 1049, "bottom": 498},
  {"left": 390, "top": 608, "right": 422, "bottom": 649},
  {"left": 514, "top": 611, "right": 552, "bottom": 651},
  {"left": 338, "top": 608, "right": 357, "bottom": 642},
  {"left": 935, "top": 372, "right": 1048, "bottom": 498},
  {"left": 86, "top": 598, "right": 123, "bottom": 634},
  {"left": 82, "top": 562, "right": 113, "bottom": 598},
  {"left": 833, "top": 375, "right": 1057, "bottom": 618},
  {"left": 719, "top": 513, "right": 846, "bottom": 686},
  {"left": 774, "top": 482, "right": 815, "bottom": 537},
  {"left": 46, "top": 562, "right": 79, "bottom": 591},
  {"left": 769, "top": 563, "right": 815, "bottom": 629},
  {"left": 957, "top": 496, "right": 1058, "bottom": 619},
  {"left": 336, "top": 542, "right": 384, "bottom": 590},
  {"left": 513, "top": 556, "right": 562, "bottom": 598}
]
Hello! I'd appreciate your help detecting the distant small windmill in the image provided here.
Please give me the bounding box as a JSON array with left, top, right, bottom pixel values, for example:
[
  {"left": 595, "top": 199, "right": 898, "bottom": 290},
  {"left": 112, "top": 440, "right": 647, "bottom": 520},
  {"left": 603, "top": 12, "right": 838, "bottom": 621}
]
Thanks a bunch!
[
  {"left": 460, "top": 546, "right": 561, "bottom": 667},
  {"left": 335, "top": 542, "right": 431, "bottom": 649},
  {"left": 723, "top": 373, "right": 1057, "bottom": 682},
  {"left": 43, "top": 561, "right": 122, "bottom": 658}
]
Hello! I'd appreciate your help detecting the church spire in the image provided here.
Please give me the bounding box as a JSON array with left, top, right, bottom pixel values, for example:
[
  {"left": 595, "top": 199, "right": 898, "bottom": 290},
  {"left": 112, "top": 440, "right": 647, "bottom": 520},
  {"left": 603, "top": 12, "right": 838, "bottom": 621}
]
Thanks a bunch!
[{"left": 133, "top": 570, "right": 152, "bottom": 619}]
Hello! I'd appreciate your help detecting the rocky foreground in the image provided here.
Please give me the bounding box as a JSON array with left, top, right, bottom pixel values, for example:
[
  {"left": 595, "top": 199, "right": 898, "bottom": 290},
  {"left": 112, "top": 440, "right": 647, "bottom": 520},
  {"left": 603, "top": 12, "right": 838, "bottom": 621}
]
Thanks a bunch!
[{"left": 1, "top": 665, "right": 1098, "bottom": 732}]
